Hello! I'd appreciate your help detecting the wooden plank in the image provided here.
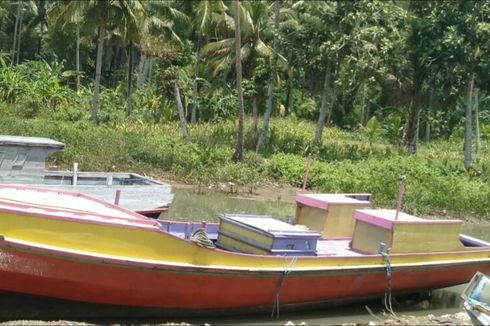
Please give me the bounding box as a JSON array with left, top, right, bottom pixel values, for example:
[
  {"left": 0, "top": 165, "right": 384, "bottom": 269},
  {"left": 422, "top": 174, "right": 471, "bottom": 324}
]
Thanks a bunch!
[
  {"left": 392, "top": 222, "right": 463, "bottom": 253},
  {"left": 295, "top": 205, "right": 328, "bottom": 236},
  {"left": 323, "top": 205, "right": 360, "bottom": 239},
  {"left": 350, "top": 219, "right": 392, "bottom": 254}
]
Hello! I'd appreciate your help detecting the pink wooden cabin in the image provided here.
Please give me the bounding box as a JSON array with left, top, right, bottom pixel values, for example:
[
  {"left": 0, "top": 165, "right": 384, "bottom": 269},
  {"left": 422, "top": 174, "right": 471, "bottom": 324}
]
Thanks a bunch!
[
  {"left": 350, "top": 209, "right": 464, "bottom": 254},
  {"left": 295, "top": 193, "right": 371, "bottom": 240}
]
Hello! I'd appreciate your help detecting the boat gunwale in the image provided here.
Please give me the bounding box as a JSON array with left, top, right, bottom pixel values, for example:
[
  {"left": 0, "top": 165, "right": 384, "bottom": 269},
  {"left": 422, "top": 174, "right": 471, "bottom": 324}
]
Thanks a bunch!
[
  {"left": 0, "top": 185, "right": 489, "bottom": 269},
  {"left": 43, "top": 171, "right": 167, "bottom": 186},
  {"left": 0, "top": 184, "right": 160, "bottom": 229},
  {"left": 1, "top": 206, "right": 489, "bottom": 266},
  {"left": 2, "top": 235, "right": 490, "bottom": 275}
]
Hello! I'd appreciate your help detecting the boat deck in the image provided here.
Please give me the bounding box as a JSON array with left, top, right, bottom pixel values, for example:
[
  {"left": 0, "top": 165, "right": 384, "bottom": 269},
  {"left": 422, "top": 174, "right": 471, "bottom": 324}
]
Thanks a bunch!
[
  {"left": 162, "top": 219, "right": 490, "bottom": 257},
  {"left": 316, "top": 239, "right": 364, "bottom": 256},
  {"left": 162, "top": 220, "right": 364, "bottom": 257}
]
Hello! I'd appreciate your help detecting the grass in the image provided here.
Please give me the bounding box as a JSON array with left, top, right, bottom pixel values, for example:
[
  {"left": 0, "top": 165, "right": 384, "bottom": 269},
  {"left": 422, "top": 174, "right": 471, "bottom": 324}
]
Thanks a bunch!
[{"left": 0, "top": 115, "right": 488, "bottom": 218}]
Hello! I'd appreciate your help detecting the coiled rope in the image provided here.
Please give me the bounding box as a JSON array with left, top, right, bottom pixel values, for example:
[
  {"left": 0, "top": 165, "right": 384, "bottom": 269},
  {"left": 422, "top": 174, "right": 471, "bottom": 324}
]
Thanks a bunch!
[
  {"left": 190, "top": 229, "right": 215, "bottom": 249},
  {"left": 271, "top": 255, "right": 297, "bottom": 318}
]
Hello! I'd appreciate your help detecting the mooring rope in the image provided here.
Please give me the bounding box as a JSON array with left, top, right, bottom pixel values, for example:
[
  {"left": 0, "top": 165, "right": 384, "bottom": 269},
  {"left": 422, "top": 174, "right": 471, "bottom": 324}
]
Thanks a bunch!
[
  {"left": 379, "top": 243, "right": 396, "bottom": 316},
  {"left": 271, "top": 255, "right": 297, "bottom": 318},
  {"left": 190, "top": 229, "right": 215, "bottom": 249}
]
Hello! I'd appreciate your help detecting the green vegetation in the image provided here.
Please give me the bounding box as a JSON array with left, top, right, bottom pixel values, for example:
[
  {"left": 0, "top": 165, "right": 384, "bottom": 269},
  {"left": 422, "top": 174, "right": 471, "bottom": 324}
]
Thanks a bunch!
[
  {"left": 0, "top": 1, "right": 489, "bottom": 218},
  {"left": 1, "top": 114, "right": 488, "bottom": 218}
]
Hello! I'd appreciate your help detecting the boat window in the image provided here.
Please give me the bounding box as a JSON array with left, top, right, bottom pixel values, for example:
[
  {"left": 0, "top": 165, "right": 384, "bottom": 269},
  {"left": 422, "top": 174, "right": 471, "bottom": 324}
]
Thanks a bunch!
[
  {"left": 12, "top": 152, "right": 27, "bottom": 170},
  {"left": 0, "top": 151, "right": 4, "bottom": 167}
]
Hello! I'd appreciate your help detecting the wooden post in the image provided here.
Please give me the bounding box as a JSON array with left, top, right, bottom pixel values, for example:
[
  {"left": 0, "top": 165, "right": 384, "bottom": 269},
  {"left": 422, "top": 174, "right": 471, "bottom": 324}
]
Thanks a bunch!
[
  {"left": 395, "top": 176, "right": 406, "bottom": 220},
  {"left": 72, "top": 163, "right": 78, "bottom": 186},
  {"left": 301, "top": 153, "right": 312, "bottom": 193},
  {"left": 114, "top": 189, "right": 121, "bottom": 206}
]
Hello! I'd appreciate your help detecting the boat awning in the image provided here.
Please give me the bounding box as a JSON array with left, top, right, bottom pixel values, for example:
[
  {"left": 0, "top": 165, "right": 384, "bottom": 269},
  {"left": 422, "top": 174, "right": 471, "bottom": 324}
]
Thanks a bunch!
[{"left": 0, "top": 135, "right": 65, "bottom": 149}]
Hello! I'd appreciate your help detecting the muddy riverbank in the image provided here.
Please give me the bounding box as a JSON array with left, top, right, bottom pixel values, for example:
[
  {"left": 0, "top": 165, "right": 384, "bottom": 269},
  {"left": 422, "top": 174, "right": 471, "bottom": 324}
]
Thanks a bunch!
[{"left": 0, "top": 311, "right": 473, "bottom": 325}]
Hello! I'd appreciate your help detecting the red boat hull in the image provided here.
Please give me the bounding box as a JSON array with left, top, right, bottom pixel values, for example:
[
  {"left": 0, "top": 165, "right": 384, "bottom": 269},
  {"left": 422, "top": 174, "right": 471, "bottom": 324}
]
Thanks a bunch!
[{"left": 1, "top": 241, "right": 490, "bottom": 317}]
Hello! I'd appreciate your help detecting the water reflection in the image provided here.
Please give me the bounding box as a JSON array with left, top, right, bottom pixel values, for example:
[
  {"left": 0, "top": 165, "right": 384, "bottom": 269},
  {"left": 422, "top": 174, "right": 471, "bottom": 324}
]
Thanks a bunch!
[
  {"left": 463, "top": 224, "right": 490, "bottom": 241},
  {"left": 165, "top": 188, "right": 295, "bottom": 222},
  {"left": 175, "top": 286, "right": 467, "bottom": 326}
]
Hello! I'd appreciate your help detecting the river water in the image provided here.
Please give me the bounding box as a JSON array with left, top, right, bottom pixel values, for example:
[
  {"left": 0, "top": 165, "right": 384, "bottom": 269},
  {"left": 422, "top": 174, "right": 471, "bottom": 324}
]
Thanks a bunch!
[{"left": 161, "top": 188, "right": 490, "bottom": 325}]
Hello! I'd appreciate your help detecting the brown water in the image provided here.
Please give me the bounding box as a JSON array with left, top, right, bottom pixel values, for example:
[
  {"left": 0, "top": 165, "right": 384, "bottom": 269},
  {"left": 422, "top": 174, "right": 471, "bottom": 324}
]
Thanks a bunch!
[
  {"left": 161, "top": 188, "right": 490, "bottom": 325},
  {"left": 165, "top": 188, "right": 296, "bottom": 223}
]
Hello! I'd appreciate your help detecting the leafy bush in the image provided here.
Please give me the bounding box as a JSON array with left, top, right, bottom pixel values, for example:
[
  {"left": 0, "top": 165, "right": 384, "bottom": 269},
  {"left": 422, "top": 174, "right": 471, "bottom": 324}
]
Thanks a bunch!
[
  {"left": 268, "top": 153, "right": 490, "bottom": 216},
  {"left": 0, "top": 115, "right": 488, "bottom": 217}
]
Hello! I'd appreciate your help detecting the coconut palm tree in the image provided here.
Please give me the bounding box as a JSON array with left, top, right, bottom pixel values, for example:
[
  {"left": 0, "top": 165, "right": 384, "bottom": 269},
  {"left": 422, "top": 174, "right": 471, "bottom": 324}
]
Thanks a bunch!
[
  {"left": 201, "top": 0, "right": 277, "bottom": 79},
  {"left": 9, "top": 1, "right": 38, "bottom": 66},
  {"left": 136, "top": 0, "right": 187, "bottom": 88},
  {"left": 86, "top": 1, "right": 107, "bottom": 124},
  {"left": 256, "top": 0, "right": 280, "bottom": 152},
  {"left": 189, "top": 0, "right": 228, "bottom": 123},
  {"left": 464, "top": 74, "right": 475, "bottom": 171},
  {"left": 233, "top": 0, "right": 244, "bottom": 162},
  {"left": 110, "top": 1, "right": 146, "bottom": 117},
  {"left": 50, "top": 0, "right": 108, "bottom": 123},
  {"left": 48, "top": 1, "right": 88, "bottom": 92},
  {"left": 202, "top": 0, "right": 287, "bottom": 152},
  {"left": 49, "top": 0, "right": 146, "bottom": 123}
]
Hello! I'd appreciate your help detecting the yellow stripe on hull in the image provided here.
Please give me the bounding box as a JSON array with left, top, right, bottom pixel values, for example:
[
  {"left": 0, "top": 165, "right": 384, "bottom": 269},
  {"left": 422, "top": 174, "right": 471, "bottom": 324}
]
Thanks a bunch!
[{"left": 0, "top": 211, "right": 489, "bottom": 271}]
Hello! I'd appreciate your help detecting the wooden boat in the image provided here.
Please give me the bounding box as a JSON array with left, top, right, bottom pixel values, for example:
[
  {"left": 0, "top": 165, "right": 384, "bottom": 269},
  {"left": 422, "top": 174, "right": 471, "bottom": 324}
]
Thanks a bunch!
[
  {"left": 462, "top": 272, "right": 490, "bottom": 325},
  {"left": 0, "top": 135, "right": 173, "bottom": 216},
  {"left": 0, "top": 184, "right": 489, "bottom": 319}
]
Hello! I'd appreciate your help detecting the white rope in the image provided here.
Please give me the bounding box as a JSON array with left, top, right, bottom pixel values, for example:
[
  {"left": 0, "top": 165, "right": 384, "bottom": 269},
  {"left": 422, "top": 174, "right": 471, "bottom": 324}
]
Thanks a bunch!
[
  {"left": 271, "top": 255, "right": 298, "bottom": 318},
  {"left": 190, "top": 229, "right": 215, "bottom": 249}
]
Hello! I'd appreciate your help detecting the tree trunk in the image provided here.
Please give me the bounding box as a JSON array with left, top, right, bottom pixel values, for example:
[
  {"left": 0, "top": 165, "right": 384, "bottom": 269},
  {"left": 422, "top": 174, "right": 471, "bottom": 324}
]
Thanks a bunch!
[
  {"left": 251, "top": 96, "right": 258, "bottom": 145},
  {"left": 256, "top": 0, "right": 280, "bottom": 153},
  {"left": 464, "top": 73, "right": 475, "bottom": 171},
  {"left": 314, "top": 66, "right": 331, "bottom": 145},
  {"left": 191, "top": 38, "right": 201, "bottom": 124},
  {"left": 38, "top": 36, "right": 42, "bottom": 55},
  {"left": 255, "top": 81, "right": 273, "bottom": 152},
  {"left": 126, "top": 41, "right": 134, "bottom": 117},
  {"left": 233, "top": 0, "right": 245, "bottom": 162},
  {"left": 326, "top": 91, "right": 334, "bottom": 125},
  {"left": 284, "top": 50, "right": 293, "bottom": 116},
  {"left": 402, "top": 77, "right": 422, "bottom": 154},
  {"left": 191, "top": 76, "right": 198, "bottom": 124},
  {"left": 174, "top": 82, "right": 189, "bottom": 140},
  {"left": 360, "top": 83, "right": 367, "bottom": 125},
  {"left": 424, "top": 94, "right": 434, "bottom": 141},
  {"left": 16, "top": 5, "right": 23, "bottom": 65},
  {"left": 76, "top": 24, "right": 80, "bottom": 92},
  {"left": 136, "top": 53, "right": 147, "bottom": 88},
  {"left": 475, "top": 88, "right": 480, "bottom": 156},
  {"left": 415, "top": 110, "right": 420, "bottom": 145},
  {"left": 425, "top": 119, "right": 431, "bottom": 142},
  {"left": 154, "top": 97, "right": 165, "bottom": 124},
  {"left": 404, "top": 101, "right": 419, "bottom": 155},
  {"left": 10, "top": 2, "right": 20, "bottom": 67},
  {"left": 148, "top": 57, "right": 153, "bottom": 83},
  {"left": 91, "top": 7, "right": 107, "bottom": 124}
]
